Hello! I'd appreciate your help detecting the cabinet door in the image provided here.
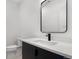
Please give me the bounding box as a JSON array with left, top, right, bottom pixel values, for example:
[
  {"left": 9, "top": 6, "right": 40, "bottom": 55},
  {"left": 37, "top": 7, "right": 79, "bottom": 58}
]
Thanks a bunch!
[
  {"left": 37, "top": 47, "right": 69, "bottom": 59},
  {"left": 22, "top": 42, "right": 35, "bottom": 59}
]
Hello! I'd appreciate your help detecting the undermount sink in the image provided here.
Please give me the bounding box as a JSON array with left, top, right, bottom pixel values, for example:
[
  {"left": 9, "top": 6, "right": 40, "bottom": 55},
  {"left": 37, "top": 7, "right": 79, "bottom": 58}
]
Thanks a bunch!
[{"left": 33, "top": 40, "right": 58, "bottom": 45}]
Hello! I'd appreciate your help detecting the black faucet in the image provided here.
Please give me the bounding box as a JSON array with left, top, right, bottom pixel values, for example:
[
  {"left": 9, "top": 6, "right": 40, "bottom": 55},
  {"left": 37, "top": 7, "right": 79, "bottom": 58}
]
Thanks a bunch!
[
  {"left": 48, "top": 33, "right": 51, "bottom": 41},
  {"left": 46, "top": 33, "right": 51, "bottom": 41}
]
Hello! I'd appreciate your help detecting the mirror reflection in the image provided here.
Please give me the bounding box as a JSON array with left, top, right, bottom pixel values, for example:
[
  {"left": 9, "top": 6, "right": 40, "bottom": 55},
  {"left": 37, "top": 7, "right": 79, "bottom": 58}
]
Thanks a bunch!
[{"left": 41, "top": 0, "right": 67, "bottom": 33}]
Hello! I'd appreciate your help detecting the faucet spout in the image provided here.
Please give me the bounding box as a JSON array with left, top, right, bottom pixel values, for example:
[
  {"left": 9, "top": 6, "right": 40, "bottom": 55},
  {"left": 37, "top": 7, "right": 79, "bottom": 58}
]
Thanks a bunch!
[{"left": 48, "top": 33, "right": 51, "bottom": 41}]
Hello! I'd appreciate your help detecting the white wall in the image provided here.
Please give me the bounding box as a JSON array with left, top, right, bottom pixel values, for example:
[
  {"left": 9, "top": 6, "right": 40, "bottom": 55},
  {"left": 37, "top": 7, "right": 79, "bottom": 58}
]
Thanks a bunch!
[
  {"left": 19, "top": 0, "right": 42, "bottom": 38},
  {"left": 6, "top": 0, "right": 72, "bottom": 45},
  {"left": 6, "top": 0, "right": 42, "bottom": 46},
  {"left": 6, "top": 0, "right": 21, "bottom": 45}
]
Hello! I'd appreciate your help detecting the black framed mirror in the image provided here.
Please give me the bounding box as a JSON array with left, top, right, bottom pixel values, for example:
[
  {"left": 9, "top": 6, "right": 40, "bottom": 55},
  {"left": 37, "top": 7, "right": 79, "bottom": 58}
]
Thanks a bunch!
[{"left": 40, "top": 0, "right": 68, "bottom": 33}]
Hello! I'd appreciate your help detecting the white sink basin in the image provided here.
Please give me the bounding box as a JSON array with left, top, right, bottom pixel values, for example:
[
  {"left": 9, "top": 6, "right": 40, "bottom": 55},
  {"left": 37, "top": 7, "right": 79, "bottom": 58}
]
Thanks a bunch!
[{"left": 33, "top": 40, "right": 58, "bottom": 45}]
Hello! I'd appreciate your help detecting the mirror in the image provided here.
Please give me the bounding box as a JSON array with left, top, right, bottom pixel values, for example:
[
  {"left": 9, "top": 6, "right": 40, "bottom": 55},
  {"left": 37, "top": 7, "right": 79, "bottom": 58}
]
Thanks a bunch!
[{"left": 40, "top": 0, "right": 67, "bottom": 33}]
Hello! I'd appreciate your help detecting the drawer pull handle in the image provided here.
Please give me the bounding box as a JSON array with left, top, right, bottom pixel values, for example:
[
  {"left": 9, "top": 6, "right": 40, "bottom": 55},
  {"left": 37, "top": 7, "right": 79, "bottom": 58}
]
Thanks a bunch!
[{"left": 35, "top": 49, "right": 38, "bottom": 56}]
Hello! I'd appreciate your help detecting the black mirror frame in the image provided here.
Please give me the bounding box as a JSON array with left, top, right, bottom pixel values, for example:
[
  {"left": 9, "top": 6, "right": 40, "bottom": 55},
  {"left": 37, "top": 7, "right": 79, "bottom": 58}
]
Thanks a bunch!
[{"left": 40, "top": 0, "right": 68, "bottom": 33}]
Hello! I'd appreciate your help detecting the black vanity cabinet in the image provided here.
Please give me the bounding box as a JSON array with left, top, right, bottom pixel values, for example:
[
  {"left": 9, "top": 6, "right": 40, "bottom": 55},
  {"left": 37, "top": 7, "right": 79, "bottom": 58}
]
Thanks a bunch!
[
  {"left": 36, "top": 48, "right": 68, "bottom": 59},
  {"left": 22, "top": 42, "right": 70, "bottom": 59},
  {"left": 22, "top": 42, "right": 35, "bottom": 59}
]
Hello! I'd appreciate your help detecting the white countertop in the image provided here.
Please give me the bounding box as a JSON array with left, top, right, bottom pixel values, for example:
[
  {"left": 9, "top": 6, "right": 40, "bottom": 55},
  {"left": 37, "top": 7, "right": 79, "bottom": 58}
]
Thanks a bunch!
[{"left": 19, "top": 38, "right": 72, "bottom": 59}]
